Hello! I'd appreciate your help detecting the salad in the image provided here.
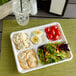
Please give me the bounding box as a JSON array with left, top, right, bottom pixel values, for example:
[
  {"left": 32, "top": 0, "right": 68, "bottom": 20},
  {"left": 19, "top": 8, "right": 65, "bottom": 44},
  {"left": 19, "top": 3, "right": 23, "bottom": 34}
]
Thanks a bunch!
[{"left": 37, "top": 42, "right": 70, "bottom": 64}]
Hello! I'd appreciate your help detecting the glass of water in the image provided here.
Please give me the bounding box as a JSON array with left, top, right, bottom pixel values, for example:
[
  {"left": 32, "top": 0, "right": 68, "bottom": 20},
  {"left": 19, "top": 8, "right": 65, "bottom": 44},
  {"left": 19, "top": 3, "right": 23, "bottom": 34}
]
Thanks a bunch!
[{"left": 12, "top": 0, "right": 31, "bottom": 26}]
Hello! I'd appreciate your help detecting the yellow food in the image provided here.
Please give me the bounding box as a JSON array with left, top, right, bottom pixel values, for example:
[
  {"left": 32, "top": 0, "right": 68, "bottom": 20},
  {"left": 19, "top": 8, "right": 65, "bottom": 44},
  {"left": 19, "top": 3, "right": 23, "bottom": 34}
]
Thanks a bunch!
[
  {"left": 34, "top": 30, "right": 41, "bottom": 35},
  {"left": 66, "top": 51, "right": 70, "bottom": 58},
  {"left": 33, "top": 30, "right": 43, "bottom": 36},
  {"left": 31, "top": 36, "right": 41, "bottom": 44},
  {"left": 56, "top": 50, "right": 59, "bottom": 53}
]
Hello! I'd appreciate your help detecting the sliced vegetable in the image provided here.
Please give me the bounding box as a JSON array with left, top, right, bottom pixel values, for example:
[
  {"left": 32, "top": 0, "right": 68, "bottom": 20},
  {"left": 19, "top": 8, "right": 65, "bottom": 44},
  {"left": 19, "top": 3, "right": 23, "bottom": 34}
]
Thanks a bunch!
[{"left": 37, "top": 42, "right": 70, "bottom": 65}]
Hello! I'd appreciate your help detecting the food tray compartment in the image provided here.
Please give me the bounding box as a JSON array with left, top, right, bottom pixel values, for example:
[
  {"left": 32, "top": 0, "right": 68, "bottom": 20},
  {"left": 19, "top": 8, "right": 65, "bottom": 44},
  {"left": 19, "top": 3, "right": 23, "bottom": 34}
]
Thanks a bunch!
[{"left": 10, "top": 22, "right": 73, "bottom": 73}]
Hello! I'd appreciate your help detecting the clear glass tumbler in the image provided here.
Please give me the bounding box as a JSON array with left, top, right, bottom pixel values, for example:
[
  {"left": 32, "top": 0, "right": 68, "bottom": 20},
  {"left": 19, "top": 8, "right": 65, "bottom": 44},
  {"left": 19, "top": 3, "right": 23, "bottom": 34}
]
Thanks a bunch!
[{"left": 12, "top": 0, "right": 31, "bottom": 26}]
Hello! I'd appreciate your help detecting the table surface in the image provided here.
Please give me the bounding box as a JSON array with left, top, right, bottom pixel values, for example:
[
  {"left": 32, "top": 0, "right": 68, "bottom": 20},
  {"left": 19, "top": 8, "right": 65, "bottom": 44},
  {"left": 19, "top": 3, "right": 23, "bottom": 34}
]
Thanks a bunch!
[
  {"left": 0, "top": 19, "right": 76, "bottom": 76},
  {"left": 0, "top": 0, "right": 76, "bottom": 55}
]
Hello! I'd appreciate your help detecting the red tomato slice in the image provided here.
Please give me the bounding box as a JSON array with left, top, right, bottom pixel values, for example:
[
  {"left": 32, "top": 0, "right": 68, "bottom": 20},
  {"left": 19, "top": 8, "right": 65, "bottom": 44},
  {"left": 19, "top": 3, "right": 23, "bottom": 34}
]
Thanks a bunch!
[
  {"left": 45, "top": 27, "right": 50, "bottom": 33},
  {"left": 55, "top": 29, "right": 61, "bottom": 36},
  {"left": 47, "top": 33, "right": 53, "bottom": 40},
  {"left": 50, "top": 29, "right": 55, "bottom": 36},
  {"left": 51, "top": 25, "right": 58, "bottom": 30},
  {"left": 53, "top": 35, "right": 59, "bottom": 41}
]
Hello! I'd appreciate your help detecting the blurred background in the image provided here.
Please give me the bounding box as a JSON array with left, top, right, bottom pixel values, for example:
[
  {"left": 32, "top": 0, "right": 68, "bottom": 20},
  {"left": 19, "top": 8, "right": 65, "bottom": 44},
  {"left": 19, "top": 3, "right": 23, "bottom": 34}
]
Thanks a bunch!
[
  {"left": 0, "top": 0, "right": 76, "bottom": 20},
  {"left": 0, "top": 0, "right": 76, "bottom": 54}
]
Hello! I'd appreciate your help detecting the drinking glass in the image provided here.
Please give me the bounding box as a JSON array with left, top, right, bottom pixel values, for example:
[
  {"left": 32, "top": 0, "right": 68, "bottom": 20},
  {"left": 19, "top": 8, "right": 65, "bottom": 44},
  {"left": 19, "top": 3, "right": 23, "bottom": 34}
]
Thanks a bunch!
[{"left": 12, "top": 0, "right": 31, "bottom": 26}]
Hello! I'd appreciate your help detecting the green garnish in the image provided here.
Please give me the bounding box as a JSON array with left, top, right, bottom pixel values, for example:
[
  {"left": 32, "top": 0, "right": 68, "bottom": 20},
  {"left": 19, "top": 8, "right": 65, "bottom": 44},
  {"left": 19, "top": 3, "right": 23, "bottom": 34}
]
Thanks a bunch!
[{"left": 0, "top": 0, "right": 10, "bottom": 6}]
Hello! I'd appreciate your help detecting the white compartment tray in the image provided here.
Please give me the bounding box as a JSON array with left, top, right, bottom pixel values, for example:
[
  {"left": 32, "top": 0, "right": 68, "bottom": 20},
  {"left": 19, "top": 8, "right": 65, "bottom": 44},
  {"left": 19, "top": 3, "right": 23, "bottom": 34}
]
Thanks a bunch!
[{"left": 10, "top": 22, "right": 73, "bottom": 73}]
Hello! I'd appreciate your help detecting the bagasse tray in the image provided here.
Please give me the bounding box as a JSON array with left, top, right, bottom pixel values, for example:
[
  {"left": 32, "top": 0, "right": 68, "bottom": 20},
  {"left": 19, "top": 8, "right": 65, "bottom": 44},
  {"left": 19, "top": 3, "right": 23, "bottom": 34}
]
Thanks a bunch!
[{"left": 10, "top": 22, "right": 73, "bottom": 73}]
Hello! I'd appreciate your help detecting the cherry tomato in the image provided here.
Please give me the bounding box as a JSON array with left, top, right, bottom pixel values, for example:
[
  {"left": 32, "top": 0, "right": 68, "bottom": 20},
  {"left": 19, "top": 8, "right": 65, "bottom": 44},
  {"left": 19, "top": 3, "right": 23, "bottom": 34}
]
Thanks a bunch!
[
  {"left": 53, "top": 35, "right": 59, "bottom": 41},
  {"left": 55, "top": 29, "right": 61, "bottom": 36},
  {"left": 45, "top": 27, "right": 50, "bottom": 33},
  {"left": 47, "top": 33, "right": 53, "bottom": 40},
  {"left": 51, "top": 25, "right": 58, "bottom": 30},
  {"left": 50, "top": 29, "right": 55, "bottom": 36}
]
